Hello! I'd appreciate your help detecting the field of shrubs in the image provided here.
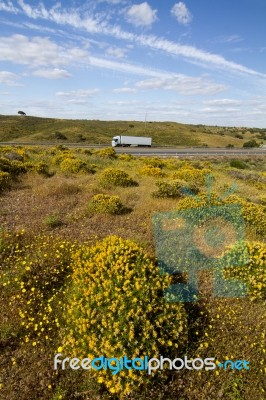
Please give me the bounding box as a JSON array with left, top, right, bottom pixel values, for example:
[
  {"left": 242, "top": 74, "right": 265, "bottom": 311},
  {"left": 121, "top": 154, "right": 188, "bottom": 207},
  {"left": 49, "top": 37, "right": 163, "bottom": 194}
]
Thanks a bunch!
[{"left": 0, "top": 145, "right": 265, "bottom": 400}]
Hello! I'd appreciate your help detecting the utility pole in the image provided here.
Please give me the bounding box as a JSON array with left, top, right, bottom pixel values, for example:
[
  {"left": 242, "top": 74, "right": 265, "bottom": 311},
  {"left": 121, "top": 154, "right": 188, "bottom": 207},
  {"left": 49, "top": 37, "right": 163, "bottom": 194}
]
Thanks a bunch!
[{"left": 144, "top": 112, "right": 147, "bottom": 133}]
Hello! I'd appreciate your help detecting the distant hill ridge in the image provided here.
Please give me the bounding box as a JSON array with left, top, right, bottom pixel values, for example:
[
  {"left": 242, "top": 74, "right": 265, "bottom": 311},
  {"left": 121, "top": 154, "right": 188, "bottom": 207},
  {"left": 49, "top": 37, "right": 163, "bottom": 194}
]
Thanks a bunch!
[{"left": 0, "top": 114, "right": 265, "bottom": 147}]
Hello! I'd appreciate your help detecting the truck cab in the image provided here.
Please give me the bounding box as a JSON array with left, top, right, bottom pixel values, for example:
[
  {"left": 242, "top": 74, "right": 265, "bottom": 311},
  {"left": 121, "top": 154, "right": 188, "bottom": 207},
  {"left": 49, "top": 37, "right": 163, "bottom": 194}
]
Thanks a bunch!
[{"left": 112, "top": 136, "right": 120, "bottom": 147}]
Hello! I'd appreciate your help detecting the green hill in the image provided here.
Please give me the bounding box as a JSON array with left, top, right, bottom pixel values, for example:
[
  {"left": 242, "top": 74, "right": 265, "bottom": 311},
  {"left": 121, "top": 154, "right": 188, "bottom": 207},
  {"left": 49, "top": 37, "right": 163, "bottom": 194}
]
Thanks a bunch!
[{"left": 0, "top": 114, "right": 265, "bottom": 147}]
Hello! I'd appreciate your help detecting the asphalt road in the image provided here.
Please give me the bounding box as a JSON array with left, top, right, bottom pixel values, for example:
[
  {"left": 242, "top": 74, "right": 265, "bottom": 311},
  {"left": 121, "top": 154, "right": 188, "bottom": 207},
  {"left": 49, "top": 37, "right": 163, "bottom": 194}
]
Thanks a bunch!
[
  {"left": 0, "top": 141, "right": 265, "bottom": 156},
  {"left": 114, "top": 147, "right": 266, "bottom": 156}
]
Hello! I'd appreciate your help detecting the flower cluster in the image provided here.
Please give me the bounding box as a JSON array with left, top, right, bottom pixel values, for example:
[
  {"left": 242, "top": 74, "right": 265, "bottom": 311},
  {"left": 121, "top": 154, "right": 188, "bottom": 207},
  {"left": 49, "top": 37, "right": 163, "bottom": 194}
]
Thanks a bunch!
[
  {"left": 94, "top": 148, "right": 117, "bottom": 159},
  {"left": 223, "top": 241, "right": 266, "bottom": 301},
  {"left": 139, "top": 166, "right": 165, "bottom": 177},
  {"left": 88, "top": 194, "right": 125, "bottom": 215},
  {"left": 173, "top": 167, "right": 213, "bottom": 185},
  {"left": 99, "top": 168, "right": 138, "bottom": 188},
  {"left": 175, "top": 193, "right": 266, "bottom": 237},
  {"left": 0, "top": 171, "right": 11, "bottom": 190},
  {"left": 152, "top": 179, "right": 199, "bottom": 198},
  {"left": 60, "top": 157, "right": 95, "bottom": 174},
  {"left": 61, "top": 236, "right": 187, "bottom": 397},
  {"left": 0, "top": 231, "right": 76, "bottom": 346}
]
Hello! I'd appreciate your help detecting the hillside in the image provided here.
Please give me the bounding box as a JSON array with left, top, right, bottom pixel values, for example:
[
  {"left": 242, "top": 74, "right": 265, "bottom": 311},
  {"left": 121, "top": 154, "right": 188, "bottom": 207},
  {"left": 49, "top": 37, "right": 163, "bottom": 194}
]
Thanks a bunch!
[{"left": 0, "top": 114, "right": 266, "bottom": 147}]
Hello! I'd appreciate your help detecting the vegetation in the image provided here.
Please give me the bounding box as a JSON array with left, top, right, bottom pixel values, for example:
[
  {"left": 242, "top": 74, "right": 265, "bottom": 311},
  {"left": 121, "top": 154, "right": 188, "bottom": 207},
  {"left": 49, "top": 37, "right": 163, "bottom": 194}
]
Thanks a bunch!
[
  {"left": 0, "top": 145, "right": 265, "bottom": 399},
  {"left": 1, "top": 114, "right": 266, "bottom": 147}
]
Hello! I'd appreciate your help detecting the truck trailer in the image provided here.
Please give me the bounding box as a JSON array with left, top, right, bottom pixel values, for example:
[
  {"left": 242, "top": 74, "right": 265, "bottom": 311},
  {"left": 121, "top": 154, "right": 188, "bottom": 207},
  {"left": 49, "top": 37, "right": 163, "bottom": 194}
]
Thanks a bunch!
[{"left": 112, "top": 135, "right": 152, "bottom": 147}]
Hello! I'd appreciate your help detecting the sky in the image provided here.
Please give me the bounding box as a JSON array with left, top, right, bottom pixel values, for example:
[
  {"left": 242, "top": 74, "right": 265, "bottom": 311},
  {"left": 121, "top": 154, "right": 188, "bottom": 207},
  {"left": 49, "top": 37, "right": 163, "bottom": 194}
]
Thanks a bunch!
[{"left": 0, "top": 0, "right": 266, "bottom": 127}]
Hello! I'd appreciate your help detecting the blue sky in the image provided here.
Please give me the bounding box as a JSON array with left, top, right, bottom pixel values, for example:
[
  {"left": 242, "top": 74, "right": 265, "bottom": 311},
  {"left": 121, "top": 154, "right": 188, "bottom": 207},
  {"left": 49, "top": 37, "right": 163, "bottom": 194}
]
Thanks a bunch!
[{"left": 0, "top": 0, "right": 266, "bottom": 127}]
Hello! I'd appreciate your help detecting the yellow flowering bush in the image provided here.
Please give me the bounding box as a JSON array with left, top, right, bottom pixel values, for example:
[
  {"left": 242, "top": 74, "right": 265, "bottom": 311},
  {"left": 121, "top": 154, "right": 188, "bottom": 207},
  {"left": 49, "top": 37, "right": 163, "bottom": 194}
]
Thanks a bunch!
[
  {"left": 24, "top": 161, "right": 50, "bottom": 176},
  {"left": 118, "top": 154, "right": 134, "bottom": 161},
  {"left": 223, "top": 241, "right": 266, "bottom": 301},
  {"left": 0, "top": 171, "right": 11, "bottom": 190},
  {"left": 88, "top": 194, "right": 125, "bottom": 215},
  {"left": 61, "top": 236, "right": 187, "bottom": 398},
  {"left": 94, "top": 148, "right": 117, "bottom": 159},
  {"left": 99, "top": 168, "right": 138, "bottom": 188},
  {"left": 142, "top": 158, "right": 165, "bottom": 169},
  {"left": 0, "top": 231, "right": 76, "bottom": 346},
  {"left": 152, "top": 179, "right": 200, "bottom": 198},
  {"left": 173, "top": 167, "right": 213, "bottom": 185},
  {"left": 0, "top": 157, "right": 27, "bottom": 175},
  {"left": 175, "top": 193, "right": 266, "bottom": 236},
  {"left": 139, "top": 166, "right": 165, "bottom": 177},
  {"left": 60, "top": 157, "right": 95, "bottom": 174}
]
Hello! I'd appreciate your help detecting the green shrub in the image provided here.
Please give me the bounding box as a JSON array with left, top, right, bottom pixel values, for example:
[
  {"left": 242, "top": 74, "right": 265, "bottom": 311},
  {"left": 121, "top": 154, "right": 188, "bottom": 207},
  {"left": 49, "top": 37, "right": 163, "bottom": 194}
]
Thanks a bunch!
[
  {"left": 61, "top": 236, "right": 187, "bottom": 397},
  {"left": 243, "top": 140, "right": 259, "bottom": 148},
  {"left": 60, "top": 158, "right": 95, "bottom": 174},
  {"left": 44, "top": 215, "right": 64, "bottom": 228},
  {"left": 152, "top": 179, "right": 200, "bottom": 198},
  {"left": 88, "top": 194, "right": 124, "bottom": 214},
  {"left": 230, "top": 159, "right": 248, "bottom": 169},
  {"left": 99, "top": 168, "right": 138, "bottom": 188}
]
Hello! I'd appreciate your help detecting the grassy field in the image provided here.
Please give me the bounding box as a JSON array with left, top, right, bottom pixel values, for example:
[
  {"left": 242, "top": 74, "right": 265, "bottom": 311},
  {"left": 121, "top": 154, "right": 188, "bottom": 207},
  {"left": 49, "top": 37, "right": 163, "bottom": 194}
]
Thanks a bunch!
[
  {"left": 1, "top": 114, "right": 266, "bottom": 147},
  {"left": 0, "top": 145, "right": 265, "bottom": 399}
]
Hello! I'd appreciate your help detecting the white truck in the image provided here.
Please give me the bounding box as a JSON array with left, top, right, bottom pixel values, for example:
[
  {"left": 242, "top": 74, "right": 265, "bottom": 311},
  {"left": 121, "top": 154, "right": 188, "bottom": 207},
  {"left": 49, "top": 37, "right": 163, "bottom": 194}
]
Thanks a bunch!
[{"left": 112, "top": 135, "right": 152, "bottom": 147}]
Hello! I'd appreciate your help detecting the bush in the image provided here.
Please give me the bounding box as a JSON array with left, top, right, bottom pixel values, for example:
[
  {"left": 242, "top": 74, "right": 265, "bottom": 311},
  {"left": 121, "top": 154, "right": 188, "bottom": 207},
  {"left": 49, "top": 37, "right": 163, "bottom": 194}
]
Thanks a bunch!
[
  {"left": 43, "top": 215, "right": 64, "bottom": 228},
  {"left": 0, "top": 157, "right": 27, "bottom": 175},
  {"left": 60, "top": 158, "right": 95, "bottom": 174},
  {"left": 99, "top": 168, "right": 138, "bottom": 188},
  {"left": 230, "top": 159, "right": 248, "bottom": 169},
  {"left": 140, "top": 166, "right": 165, "bottom": 177},
  {"left": 0, "top": 171, "right": 11, "bottom": 191},
  {"left": 61, "top": 236, "right": 187, "bottom": 397},
  {"left": 172, "top": 168, "right": 213, "bottom": 185},
  {"left": 143, "top": 158, "right": 165, "bottom": 169},
  {"left": 223, "top": 241, "right": 266, "bottom": 301},
  {"left": 175, "top": 193, "right": 266, "bottom": 237},
  {"left": 118, "top": 154, "right": 134, "bottom": 161},
  {"left": 1, "top": 232, "right": 76, "bottom": 346},
  {"left": 152, "top": 179, "right": 200, "bottom": 198},
  {"left": 243, "top": 140, "right": 259, "bottom": 148},
  {"left": 94, "top": 148, "right": 117, "bottom": 159},
  {"left": 87, "top": 194, "right": 125, "bottom": 215}
]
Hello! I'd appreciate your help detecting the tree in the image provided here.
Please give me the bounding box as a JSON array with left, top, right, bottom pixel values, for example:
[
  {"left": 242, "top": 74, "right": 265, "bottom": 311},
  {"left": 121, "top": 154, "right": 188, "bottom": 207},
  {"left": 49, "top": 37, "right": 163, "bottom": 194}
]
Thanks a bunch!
[
  {"left": 243, "top": 139, "right": 259, "bottom": 148},
  {"left": 18, "top": 111, "right": 26, "bottom": 116}
]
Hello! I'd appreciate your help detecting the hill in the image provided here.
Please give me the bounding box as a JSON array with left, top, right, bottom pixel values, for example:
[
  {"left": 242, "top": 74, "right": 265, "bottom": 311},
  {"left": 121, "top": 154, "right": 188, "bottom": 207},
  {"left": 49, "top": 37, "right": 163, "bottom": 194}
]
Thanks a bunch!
[{"left": 0, "top": 114, "right": 265, "bottom": 147}]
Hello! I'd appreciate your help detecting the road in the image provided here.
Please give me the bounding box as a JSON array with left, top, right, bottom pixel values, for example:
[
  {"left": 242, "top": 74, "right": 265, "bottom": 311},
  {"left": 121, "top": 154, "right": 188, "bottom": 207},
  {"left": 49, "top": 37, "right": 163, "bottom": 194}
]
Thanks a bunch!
[{"left": 0, "top": 141, "right": 265, "bottom": 157}]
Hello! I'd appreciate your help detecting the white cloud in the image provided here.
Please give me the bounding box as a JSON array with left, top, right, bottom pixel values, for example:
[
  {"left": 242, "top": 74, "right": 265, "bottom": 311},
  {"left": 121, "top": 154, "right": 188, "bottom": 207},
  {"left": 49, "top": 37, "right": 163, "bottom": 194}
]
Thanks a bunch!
[
  {"left": 113, "top": 87, "right": 137, "bottom": 93},
  {"left": 135, "top": 75, "right": 226, "bottom": 95},
  {"left": 106, "top": 47, "right": 126, "bottom": 58},
  {"left": 171, "top": 2, "right": 192, "bottom": 25},
  {"left": 0, "top": 34, "right": 89, "bottom": 67},
  {"left": 33, "top": 68, "right": 72, "bottom": 79},
  {"left": 126, "top": 2, "right": 157, "bottom": 27},
  {"left": 0, "top": 0, "right": 18, "bottom": 12},
  {"left": 0, "top": 70, "right": 20, "bottom": 86},
  {"left": 56, "top": 89, "right": 100, "bottom": 98},
  {"left": 204, "top": 99, "right": 241, "bottom": 106}
]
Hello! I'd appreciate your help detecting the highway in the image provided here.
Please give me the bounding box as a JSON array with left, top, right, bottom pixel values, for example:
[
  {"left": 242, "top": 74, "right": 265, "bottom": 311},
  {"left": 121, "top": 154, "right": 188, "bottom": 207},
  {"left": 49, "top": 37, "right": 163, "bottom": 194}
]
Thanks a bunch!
[{"left": 0, "top": 141, "right": 265, "bottom": 157}]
